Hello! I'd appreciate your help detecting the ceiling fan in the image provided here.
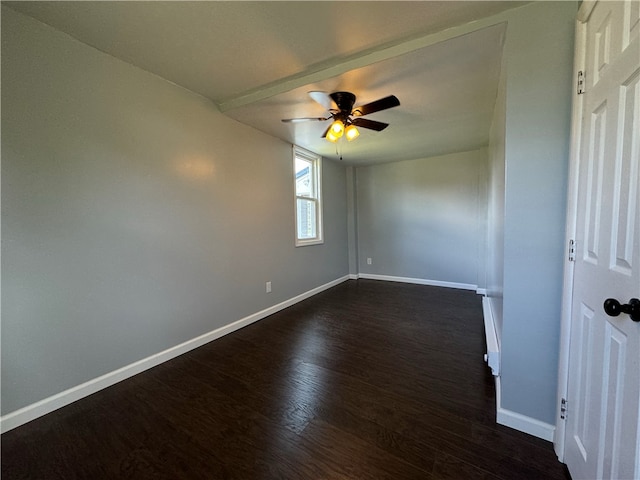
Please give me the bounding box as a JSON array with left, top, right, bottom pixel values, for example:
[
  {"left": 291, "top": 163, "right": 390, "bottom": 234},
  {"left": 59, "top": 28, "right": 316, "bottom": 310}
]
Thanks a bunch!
[{"left": 282, "top": 91, "right": 400, "bottom": 143}]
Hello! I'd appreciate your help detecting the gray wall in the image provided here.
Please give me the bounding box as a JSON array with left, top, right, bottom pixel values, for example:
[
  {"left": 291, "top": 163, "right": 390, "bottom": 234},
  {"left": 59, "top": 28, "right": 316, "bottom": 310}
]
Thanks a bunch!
[
  {"left": 497, "top": 1, "right": 576, "bottom": 424},
  {"left": 346, "top": 166, "right": 359, "bottom": 275},
  {"left": 1, "top": 7, "right": 349, "bottom": 414},
  {"left": 355, "top": 149, "right": 488, "bottom": 288}
]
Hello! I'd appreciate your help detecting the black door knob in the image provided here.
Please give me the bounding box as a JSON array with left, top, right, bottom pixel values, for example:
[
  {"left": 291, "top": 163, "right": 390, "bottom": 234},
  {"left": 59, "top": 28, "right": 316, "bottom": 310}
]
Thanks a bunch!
[{"left": 603, "top": 298, "right": 640, "bottom": 322}]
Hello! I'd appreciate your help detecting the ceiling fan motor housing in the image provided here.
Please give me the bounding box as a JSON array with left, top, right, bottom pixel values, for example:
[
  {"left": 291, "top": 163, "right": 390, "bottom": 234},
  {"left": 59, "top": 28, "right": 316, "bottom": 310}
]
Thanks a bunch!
[{"left": 330, "top": 91, "right": 357, "bottom": 113}]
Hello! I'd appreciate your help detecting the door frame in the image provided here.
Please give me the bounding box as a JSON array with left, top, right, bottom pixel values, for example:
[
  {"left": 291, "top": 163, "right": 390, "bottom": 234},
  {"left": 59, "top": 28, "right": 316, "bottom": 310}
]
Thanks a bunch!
[{"left": 553, "top": 0, "right": 596, "bottom": 462}]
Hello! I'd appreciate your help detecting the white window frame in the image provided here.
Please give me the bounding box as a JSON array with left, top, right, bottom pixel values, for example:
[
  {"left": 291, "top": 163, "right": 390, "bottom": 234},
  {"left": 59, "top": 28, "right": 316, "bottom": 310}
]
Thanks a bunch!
[{"left": 293, "top": 145, "right": 323, "bottom": 246}]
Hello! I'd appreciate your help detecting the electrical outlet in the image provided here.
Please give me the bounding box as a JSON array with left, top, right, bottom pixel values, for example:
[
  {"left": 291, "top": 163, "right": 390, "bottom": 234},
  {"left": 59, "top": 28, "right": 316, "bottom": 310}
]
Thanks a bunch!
[
  {"left": 367, "top": 258, "right": 372, "bottom": 265},
  {"left": 266, "top": 281, "right": 272, "bottom": 293}
]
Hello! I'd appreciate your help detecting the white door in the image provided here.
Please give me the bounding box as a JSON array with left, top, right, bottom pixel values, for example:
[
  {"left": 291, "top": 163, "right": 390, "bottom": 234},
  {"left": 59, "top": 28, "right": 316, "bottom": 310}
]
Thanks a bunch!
[{"left": 564, "top": 1, "right": 640, "bottom": 479}]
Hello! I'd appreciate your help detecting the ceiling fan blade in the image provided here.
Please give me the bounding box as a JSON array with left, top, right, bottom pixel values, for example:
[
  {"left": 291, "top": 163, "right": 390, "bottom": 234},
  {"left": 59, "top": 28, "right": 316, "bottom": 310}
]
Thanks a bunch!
[
  {"left": 352, "top": 95, "right": 400, "bottom": 116},
  {"left": 351, "top": 118, "right": 389, "bottom": 131},
  {"left": 320, "top": 125, "right": 332, "bottom": 138},
  {"left": 308, "top": 91, "right": 335, "bottom": 111},
  {"left": 281, "top": 117, "right": 329, "bottom": 123}
]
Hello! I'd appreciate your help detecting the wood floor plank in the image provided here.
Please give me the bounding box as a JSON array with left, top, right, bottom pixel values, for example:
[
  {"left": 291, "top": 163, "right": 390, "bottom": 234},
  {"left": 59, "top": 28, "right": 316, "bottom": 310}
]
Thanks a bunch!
[{"left": 1, "top": 280, "right": 569, "bottom": 480}]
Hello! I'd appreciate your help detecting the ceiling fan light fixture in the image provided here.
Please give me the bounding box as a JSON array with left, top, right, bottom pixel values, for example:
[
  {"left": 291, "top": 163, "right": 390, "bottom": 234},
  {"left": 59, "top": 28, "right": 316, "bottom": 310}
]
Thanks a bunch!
[
  {"left": 326, "top": 130, "right": 340, "bottom": 143},
  {"left": 345, "top": 124, "right": 360, "bottom": 141},
  {"left": 329, "top": 120, "right": 345, "bottom": 138}
]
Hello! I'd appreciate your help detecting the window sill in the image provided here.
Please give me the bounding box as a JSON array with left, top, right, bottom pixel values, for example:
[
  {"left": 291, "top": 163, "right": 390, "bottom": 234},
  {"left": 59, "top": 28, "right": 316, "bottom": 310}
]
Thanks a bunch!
[{"left": 295, "top": 238, "right": 324, "bottom": 247}]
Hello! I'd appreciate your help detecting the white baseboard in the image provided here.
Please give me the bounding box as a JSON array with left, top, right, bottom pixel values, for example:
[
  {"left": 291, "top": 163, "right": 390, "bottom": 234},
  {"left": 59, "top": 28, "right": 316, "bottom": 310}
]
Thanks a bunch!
[
  {"left": 476, "top": 287, "right": 487, "bottom": 296},
  {"left": 0, "top": 275, "right": 351, "bottom": 433},
  {"left": 357, "top": 273, "right": 478, "bottom": 291},
  {"left": 494, "top": 376, "right": 555, "bottom": 442},
  {"left": 497, "top": 407, "right": 556, "bottom": 442}
]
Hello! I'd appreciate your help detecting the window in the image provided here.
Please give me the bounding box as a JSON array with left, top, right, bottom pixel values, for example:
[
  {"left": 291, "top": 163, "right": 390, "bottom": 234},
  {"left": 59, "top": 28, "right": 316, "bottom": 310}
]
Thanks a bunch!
[{"left": 294, "top": 146, "right": 323, "bottom": 246}]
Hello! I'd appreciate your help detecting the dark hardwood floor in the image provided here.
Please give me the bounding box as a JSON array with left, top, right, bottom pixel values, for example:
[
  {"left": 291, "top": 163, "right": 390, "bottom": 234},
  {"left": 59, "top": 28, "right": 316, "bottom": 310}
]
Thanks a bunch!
[{"left": 2, "top": 279, "right": 570, "bottom": 479}]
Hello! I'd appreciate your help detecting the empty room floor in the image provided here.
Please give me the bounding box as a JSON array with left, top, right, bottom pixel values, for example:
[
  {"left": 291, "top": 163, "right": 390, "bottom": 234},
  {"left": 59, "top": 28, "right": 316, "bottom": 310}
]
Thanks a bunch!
[{"left": 1, "top": 279, "right": 570, "bottom": 479}]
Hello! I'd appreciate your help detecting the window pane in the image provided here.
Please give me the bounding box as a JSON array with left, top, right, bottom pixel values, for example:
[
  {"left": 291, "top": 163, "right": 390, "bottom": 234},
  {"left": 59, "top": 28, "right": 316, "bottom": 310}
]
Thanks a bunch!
[
  {"left": 296, "top": 198, "right": 317, "bottom": 239},
  {"left": 295, "top": 158, "right": 313, "bottom": 197},
  {"left": 293, "top": 146, "right": 322, "bottom": 246}
]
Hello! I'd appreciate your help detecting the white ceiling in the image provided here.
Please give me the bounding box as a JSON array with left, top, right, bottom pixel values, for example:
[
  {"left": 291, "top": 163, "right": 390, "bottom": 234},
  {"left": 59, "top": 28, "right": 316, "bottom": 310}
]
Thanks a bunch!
[{"left": 6, "top": 1, "right": 523, "bottom": 165}]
